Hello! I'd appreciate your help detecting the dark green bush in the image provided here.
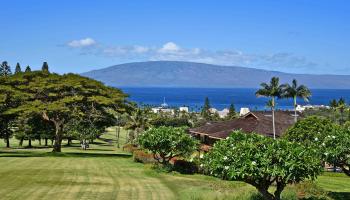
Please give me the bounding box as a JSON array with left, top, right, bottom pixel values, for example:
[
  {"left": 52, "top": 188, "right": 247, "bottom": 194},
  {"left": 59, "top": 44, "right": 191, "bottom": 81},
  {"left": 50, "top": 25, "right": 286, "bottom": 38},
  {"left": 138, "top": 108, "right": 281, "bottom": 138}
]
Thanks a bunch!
[{"left": 173, "top": 160, "right": 198, "bottom": 174}]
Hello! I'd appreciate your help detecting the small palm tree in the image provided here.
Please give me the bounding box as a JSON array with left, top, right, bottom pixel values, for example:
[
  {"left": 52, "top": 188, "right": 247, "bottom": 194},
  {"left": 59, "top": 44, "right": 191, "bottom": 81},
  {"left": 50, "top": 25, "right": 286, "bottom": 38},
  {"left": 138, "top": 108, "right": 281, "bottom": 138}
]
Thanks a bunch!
[
  {"left": 282, "top": 79, "right": 311, "bottom": 122},
  {"left": 256, "top": 77, "right": 284, "bottom": 139},
  {"left": 124, "top": 108, "right": 150, "bottom": 143}
]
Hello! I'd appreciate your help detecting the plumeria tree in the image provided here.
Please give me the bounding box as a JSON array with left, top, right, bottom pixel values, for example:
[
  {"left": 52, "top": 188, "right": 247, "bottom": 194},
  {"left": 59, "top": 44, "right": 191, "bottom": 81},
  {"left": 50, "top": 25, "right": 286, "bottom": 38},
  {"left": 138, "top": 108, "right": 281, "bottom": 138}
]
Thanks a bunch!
[
  {"left": 138, "top": 126, "right": 198, "bottom": 165},
  {"left": 203, "top": 131, "right": 322, "bottom": 200},
  {"left": 285, "top": 116, "right": 350, "bottom": 176}
]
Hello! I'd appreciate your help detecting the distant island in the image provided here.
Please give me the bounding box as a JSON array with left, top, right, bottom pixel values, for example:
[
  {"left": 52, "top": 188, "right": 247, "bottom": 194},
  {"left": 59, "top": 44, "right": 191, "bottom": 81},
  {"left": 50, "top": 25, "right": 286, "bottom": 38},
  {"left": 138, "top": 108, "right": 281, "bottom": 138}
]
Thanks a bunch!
[{"left": 81, "top": 61, "right": 350, "bottom": 89}]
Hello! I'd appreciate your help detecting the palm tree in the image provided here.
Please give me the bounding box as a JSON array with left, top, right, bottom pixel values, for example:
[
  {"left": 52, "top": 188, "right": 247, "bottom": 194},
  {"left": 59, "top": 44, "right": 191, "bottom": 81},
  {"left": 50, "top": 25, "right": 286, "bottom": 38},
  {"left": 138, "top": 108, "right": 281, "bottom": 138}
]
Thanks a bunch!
[
  {"left": 282, "top": 79, "right": 311, "bottom": 122},
  {"left": 256, "top": 77, "right": 284, "bottom": 139},
  {"left": 124, "top": 108, "right": 150, "bottom": 143}
]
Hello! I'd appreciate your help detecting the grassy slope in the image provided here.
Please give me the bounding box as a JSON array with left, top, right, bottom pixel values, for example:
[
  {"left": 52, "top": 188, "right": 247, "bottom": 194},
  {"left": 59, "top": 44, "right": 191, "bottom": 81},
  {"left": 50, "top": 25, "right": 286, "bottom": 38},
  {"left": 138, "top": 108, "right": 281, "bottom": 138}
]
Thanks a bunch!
[{"left": 0, "top": 128, "right": 349, "bottom": 200}]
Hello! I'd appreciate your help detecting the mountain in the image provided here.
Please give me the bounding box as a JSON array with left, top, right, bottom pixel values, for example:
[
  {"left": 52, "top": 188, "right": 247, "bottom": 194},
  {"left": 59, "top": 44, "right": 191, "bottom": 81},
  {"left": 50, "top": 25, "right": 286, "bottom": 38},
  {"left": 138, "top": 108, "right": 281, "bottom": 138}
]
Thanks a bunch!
[{"left": 81, "top": 61, "right": 350, "bottom": 89}]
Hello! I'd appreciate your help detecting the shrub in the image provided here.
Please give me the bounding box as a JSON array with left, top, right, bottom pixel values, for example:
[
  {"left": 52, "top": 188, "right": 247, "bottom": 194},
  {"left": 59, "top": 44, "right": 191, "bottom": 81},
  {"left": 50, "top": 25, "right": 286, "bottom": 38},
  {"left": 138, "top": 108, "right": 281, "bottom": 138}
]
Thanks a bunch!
[
  {"left": 203, "top": 130, "right": 322, "bottom": 200},
  {"left": 173, "top": 160, "right": 198, "bottom": 174},
  {"left": 133, "top": 150, "right": 155, "bottom": 164},
  {"left": 138, "top": 126, "right": 198, "bottom": 165},
  {"left": 123, "top": 144, "right": 139, "bottom": 153}
]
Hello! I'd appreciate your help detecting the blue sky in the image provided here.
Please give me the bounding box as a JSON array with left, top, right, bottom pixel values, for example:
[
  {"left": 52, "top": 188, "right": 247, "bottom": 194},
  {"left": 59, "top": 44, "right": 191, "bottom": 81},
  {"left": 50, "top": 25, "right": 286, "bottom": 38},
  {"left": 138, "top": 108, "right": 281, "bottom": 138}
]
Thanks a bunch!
[{"left": 0, "top": 0, "right": 349, "bottom": 74}]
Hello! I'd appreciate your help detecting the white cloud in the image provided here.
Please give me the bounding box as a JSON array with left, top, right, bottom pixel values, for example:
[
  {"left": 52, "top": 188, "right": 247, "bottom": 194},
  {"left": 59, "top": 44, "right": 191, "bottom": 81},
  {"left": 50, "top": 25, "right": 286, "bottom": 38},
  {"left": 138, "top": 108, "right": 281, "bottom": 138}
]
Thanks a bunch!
[
  {"left": 133, "top": 45, "right": 149, "bottom": 53},
  {"left": 158, "top": 42, "right": 180, "bottom": 53},
  {"left": 67, "top": 38, "right": 96, "bottom": 48}
]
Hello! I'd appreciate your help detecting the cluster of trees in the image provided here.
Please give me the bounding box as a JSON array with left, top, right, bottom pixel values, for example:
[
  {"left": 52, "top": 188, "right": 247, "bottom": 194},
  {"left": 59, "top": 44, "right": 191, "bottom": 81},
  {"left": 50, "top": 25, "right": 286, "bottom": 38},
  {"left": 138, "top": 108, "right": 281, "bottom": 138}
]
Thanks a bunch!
[
  {"left": 200, "top": 97, "right": 236, "bottom": 121},
  {"left": 0, "top": 61, "right": 129, "bottom": 152}
]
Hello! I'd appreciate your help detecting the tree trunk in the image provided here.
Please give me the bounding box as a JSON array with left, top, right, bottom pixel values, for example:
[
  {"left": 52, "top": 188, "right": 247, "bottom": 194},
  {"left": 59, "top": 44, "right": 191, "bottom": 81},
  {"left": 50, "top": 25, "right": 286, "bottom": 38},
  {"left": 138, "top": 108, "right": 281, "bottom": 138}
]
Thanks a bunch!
[
  {"left": 28, "top": 138, "right": 32, "bottom": 148},
  {"left": 67, "top": 138, "right": 71, "bottom": 146},
  {"left": 272, "top": 97, "right": 276, "bottom": 139},
  {"left": 273, "top": 182, "right": 285, "bottom": 200},
  {"left": 19, "top": 138, "right": 24, "bottom": 147},
  {"left": 116, "top": 126, "right": 120, "bottom": 148},
  {"left": 294, "top": 96, "right": 297, "bottom": 123},
  {"left": 6, "top": 137, "right": 10, "bottom": 148},
  {"left": 38, "top": 138, "right": 42, "bottom": 146},
  {"left": 45, "top": 138, "right": 48, "bottom": 146},
  {"left": 341, "top": 165, "right": 350, "bottom": 176},
  {"left": 41, "top": 112, "right": 64, "bottom": 153},
  {"left": 257, "top": 187, "right": 275, "bottom": 200},
  {"left": 52, "top": 122, "right": 63, "bottom": 152}
]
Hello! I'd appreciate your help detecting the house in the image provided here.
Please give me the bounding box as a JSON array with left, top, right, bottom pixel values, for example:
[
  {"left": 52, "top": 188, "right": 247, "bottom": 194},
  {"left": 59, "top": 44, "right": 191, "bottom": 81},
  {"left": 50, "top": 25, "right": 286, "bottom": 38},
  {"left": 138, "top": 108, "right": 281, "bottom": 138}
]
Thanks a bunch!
[
  {"left": 209, "top": 107, "right": 230, "bottom": 118},
  {"left": 179, "top": 107, "right": 189, "bottom": 112},
  {"left": 189, "top": 111, "right": 296, "bottom": 147}
]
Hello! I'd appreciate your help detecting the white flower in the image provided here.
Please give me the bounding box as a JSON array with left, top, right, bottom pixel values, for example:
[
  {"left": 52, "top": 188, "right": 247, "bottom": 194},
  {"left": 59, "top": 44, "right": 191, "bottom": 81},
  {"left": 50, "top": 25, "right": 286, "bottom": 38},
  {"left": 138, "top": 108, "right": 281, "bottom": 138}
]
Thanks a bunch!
[
  {"left": 327, "top": 135, "right": 331, "bottom": 138},
  {"left": 252, "top": 161, "right": 257, "bottom": 165},
  {"left": 314, "top": 137, "right": 318, "bottom": 141},
  {"left": 189, "top": 158, "right": 193, "bottom": 162},
  {"left": 230, "top": 144, "right": 234, "bottom": 147},
  {"left": 322, "top": 143, "right": 326, "bottom": 146},
  {"left": 226, "top": 137, "right": 230, "bottom": 139},
  {"left": 324, "top": 153, "right": 329, "bottom": 156},
  {"left": 200, "top": 154, "right": 204, "bottom": 159},
  {"left": 224, "top": 166, "right": 229, "bottom": 170},
  {"left": 223, "top": 156, "right": 228, "bottom": 160},
  {"left": 332, "top": 136, "right": 336, "bottom": 139},
  {"left": 200, "top": 164, "right": 204, "bottom": 168}
]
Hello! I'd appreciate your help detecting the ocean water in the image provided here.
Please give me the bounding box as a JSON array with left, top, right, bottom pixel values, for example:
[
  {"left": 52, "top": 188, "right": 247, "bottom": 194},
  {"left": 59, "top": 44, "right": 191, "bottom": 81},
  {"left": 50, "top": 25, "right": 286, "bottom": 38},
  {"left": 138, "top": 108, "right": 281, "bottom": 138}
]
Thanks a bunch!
[{"left": 121, "top": 87, "right": 350, "bottom": 111}]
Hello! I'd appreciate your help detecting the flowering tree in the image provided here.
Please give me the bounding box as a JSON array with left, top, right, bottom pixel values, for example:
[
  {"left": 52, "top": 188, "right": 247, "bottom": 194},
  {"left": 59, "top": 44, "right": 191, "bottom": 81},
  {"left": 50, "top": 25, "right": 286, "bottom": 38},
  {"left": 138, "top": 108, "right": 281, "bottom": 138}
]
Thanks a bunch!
[
  {"left": 285, "top": 116, "right": 350, "bottom": 176},
  {"left": 138, "top": 126, "right": 198, "bottom": 165},
  {"left": 203, "top": 131, "right": 322, "bottom": 200}
]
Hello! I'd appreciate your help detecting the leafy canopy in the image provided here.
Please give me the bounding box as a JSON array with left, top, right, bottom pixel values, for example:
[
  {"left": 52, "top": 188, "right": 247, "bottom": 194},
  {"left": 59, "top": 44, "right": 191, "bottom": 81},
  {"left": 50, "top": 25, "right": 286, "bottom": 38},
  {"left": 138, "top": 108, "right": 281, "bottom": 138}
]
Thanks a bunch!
[
  {"left": 138, "top": 126, "right": 198, "bottom": 165},
  {"left": 284, "top": 116, "right": 350, "bottom": 176},
  {"left": 203, "top": 131, "right": 322, "bottom": 200}
]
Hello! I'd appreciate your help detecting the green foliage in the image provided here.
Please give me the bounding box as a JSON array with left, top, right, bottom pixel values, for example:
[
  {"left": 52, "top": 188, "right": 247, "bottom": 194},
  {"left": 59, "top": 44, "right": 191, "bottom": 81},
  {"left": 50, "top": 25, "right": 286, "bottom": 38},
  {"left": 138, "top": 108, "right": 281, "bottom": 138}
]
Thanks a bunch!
[
  {"left": 15, "top": 63, "right": 21, "bottom": 74},
  {"left": 0, "top": 61, "right": 12, "bottom": 77},
  {"left": 256, "top": 77, "right": 285, "bottom": 139},
  {"left": 284, "top": 116, "right": 336, "bottom": 146},
  {"left": 225, "top": 103, "right": 236, "bottom": 120},
  {"left": 139, "top": 126, "right": 198, "bottom": 165},
  {"left": 203, "top": 131, "right": 322, "bottom": 200},
  {"left": 150, "top": 113, "right": 192, "bottom": 127},
  {"left": 201, "top": 97, "right": 211, "bottom": 120},
  {"left": 0, "top": 71, "right": 128, "bottom": 152},
  {"left": 284, "top": 116, "right": 350, "bottom": 176},
  {"left": 24, "top": 65, "right": 31, "bottom": 72},
  {"left": 42, "top": 62, "right": 49, "bottom": 73}
]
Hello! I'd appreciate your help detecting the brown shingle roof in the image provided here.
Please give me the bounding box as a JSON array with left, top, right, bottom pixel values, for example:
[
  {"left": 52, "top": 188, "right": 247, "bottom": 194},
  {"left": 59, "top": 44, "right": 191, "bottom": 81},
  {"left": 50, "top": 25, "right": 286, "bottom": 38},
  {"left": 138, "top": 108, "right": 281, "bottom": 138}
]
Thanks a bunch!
[{"left": 189, "top": 111, "right": 296, "bottom": 139}]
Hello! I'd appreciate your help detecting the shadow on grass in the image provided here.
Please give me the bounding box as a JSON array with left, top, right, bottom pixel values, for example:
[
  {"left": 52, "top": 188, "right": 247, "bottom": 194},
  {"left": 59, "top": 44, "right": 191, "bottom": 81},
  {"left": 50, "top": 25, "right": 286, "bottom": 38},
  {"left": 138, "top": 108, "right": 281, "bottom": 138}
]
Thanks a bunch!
[
  {"left": 328, "top": 192, "right": 350, "bottom": 200},
  {"left": 0, "top": 151, "right": 132, "bottom": 158}
]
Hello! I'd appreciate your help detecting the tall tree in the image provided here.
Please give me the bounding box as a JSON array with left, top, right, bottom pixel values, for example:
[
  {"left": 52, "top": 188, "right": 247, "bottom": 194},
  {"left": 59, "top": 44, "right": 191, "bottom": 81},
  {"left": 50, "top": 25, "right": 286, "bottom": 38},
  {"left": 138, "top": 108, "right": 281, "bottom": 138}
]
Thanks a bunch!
[
  {"left": 25, "top": 65, "right": 31, "bottom": 72},
  {"left": 0, "top": 61, "right": 12, "bottom": 77},
  {"left": 1, "top": 71, "right": 128, "bottom": 152},
  {"left": 125, "top": 108, "right": 150, "bottom": 143},
  {"left": 282, "top": 79, "right": 311, "bottom": 122},
  {"left": 15, "top": 63, "right": 22, "bottom": 74},
  {"left": 226, "top": 102, "right": 236, "bottom": 120},
  {"left": 337, "top": 97, "right": 347, "bottom": 125},
  {"left": 256, "top": 77, "right": 284, "bottom": 139},
  {"left": 201, "top": 97, "right": 211, "bottom": 120},
  {"left": 42, "top": 62, "right": 49, "bottom": 73}
]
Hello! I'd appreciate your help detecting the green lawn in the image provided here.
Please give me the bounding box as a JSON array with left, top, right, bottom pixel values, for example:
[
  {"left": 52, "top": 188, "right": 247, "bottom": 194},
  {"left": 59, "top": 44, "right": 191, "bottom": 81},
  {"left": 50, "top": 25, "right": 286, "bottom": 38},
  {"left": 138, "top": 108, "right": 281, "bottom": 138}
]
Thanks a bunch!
[{"left": 0, "top": 128, "right": 349, "bottom": 200}]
